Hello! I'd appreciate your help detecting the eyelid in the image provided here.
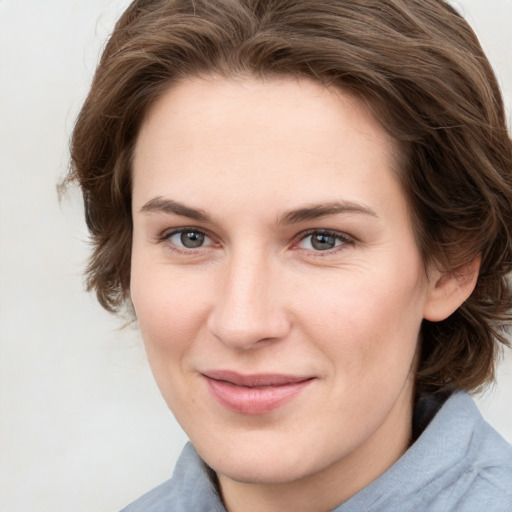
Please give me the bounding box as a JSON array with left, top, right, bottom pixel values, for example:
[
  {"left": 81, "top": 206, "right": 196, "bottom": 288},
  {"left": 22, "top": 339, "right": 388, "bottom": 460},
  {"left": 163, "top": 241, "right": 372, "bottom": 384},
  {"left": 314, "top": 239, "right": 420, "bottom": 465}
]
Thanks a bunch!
[
  {"left": 293, "top": 228, "right": 356, "bottom": 251},
  {"left": 160, "top": 225, "right": 205, "bottom": 239},
  {"left": 155, "top": 226, "right": 354, "bottom": 255},
  {"left": 158, "top": 226, "right": 218, "bottom": 250}
]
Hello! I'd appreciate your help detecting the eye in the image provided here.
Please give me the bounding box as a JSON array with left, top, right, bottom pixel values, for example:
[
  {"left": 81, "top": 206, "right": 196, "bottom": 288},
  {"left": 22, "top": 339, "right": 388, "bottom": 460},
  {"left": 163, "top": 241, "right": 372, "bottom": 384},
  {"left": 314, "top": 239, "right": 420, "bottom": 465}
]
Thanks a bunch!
[
  {"left": 163, "top": 228, "right": 213, "bottom": 249},
  {"left": 297, "top": 230, "right": 353, "bottom": 251}
]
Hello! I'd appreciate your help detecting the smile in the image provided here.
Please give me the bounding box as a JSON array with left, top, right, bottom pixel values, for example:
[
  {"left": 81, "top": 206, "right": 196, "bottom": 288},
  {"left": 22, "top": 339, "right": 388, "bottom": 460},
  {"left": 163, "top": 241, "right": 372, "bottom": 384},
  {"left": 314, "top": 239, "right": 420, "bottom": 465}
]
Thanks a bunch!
[{"left": 202, "top": 370, "right": 315, "bottom": 415}]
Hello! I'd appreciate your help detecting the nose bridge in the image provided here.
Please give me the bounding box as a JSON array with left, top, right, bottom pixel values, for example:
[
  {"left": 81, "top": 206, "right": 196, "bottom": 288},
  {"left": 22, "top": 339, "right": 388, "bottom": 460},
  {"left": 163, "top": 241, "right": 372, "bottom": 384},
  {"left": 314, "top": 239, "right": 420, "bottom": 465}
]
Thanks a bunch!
[{"left": 207, "top": 246, "right": 289, "bottom": 349}]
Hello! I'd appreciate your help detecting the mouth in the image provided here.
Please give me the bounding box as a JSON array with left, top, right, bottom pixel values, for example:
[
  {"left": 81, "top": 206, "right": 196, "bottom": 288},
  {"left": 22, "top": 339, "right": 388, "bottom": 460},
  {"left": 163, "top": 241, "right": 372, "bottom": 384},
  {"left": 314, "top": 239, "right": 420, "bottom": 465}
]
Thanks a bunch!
[{"left": 201, "top": 370, "right": 315, "bottom": 415}]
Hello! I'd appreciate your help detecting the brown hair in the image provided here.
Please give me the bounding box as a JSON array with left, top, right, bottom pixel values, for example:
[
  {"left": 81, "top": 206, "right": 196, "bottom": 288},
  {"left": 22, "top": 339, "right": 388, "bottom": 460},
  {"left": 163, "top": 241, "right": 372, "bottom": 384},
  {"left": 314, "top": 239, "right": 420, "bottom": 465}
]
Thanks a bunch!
[{"left": 67, "top": 0, "right": 512, "bottom": 395}]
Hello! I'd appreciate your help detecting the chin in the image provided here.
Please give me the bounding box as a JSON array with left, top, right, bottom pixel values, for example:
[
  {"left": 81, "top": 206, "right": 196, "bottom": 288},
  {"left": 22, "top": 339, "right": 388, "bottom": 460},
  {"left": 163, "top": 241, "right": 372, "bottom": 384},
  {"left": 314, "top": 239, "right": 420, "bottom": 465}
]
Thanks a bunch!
[
  {"left": 197, "top": 437, "right": 335, "bottom": 486},
  {"left": 215, "top": 459, "right": 311, "bottom": 485}
]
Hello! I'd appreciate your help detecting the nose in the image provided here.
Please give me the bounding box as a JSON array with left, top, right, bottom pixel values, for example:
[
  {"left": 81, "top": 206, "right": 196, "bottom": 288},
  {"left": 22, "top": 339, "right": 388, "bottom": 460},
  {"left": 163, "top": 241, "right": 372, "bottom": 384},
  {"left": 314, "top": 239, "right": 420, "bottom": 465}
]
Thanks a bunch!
[{"left": 206, "top": 252, "right": 292, "bottom": 350}]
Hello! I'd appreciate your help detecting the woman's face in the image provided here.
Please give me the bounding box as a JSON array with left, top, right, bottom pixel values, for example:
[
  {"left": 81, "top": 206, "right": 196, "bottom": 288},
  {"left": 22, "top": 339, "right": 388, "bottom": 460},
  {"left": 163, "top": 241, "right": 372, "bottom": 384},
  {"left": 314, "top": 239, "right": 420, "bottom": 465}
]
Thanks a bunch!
[{"left": 130, "top": 76, "right": 437, "bottom": 500}]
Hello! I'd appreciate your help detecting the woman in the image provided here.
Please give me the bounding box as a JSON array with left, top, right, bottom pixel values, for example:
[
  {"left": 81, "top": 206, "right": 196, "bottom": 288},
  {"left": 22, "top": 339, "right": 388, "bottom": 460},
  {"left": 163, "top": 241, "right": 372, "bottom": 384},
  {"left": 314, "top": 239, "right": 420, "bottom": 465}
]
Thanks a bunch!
[{"left": 67, "top": 0, "right": 512, "bottom": 510}]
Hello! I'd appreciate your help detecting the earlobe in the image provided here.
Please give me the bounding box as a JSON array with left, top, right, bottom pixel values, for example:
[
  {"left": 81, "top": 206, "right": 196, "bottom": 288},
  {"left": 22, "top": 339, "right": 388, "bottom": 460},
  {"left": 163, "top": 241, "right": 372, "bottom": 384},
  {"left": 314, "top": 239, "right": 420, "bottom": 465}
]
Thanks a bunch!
[{"left": 423, "top": 255, "right": 481, "bottom": 322}]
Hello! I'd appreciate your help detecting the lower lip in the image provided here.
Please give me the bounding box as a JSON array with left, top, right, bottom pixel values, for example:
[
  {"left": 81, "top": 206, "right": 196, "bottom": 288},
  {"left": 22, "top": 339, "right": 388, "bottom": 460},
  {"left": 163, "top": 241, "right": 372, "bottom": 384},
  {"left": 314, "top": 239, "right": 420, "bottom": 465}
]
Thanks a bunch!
[{"left": 204, "top": 377, "right": 313, "bottom": 415}]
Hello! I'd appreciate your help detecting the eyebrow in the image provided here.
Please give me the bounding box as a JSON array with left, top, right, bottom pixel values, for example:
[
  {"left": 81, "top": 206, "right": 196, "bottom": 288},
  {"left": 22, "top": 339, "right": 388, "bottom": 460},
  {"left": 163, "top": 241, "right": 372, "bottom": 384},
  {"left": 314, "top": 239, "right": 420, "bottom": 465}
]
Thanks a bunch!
[
  {"left": 278, "top": 201, "right": 378, "bottom": 224},
  {"left": 139, "top": 197, "right": 378, "bottom": 224},
  {"left": 140, "top": 197, "right": 213, "bottom": 222}
]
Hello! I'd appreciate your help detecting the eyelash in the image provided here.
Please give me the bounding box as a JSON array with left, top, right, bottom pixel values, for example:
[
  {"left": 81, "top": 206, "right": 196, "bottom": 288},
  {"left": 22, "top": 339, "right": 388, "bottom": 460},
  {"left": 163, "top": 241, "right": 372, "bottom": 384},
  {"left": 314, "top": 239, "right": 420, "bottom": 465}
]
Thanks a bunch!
[
  {"left": 158, "top": 227, "right": 215, "bottom": 254},
  {"left": 293, "top": 229, "right": 355, "bottom": 254},
  {"left": 157, "top": 227, "right": 355, "bottom": 255}
]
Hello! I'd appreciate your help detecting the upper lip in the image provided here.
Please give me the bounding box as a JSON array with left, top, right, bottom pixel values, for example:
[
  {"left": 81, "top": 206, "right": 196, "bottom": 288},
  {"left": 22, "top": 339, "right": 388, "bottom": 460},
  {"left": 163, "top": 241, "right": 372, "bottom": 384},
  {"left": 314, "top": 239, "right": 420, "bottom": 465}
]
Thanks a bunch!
[{"left": 202, "top": 370, "right": 313, "bottom": 388}]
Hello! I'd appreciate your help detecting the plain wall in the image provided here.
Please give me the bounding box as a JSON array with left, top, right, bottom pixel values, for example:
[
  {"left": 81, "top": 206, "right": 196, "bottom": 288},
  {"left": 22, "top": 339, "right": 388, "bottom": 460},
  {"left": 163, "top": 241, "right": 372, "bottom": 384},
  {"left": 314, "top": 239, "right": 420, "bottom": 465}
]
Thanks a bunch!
[{"left": 0, "top": 1, "right": 510, "bottom": 511}]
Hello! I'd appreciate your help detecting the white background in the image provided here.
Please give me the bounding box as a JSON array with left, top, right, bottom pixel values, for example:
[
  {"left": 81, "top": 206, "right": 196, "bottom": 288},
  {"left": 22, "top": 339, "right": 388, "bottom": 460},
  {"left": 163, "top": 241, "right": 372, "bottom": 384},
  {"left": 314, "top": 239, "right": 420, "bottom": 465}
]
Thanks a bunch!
[{"left": 0, "top": 1, "right": 511, "bottom": 511}]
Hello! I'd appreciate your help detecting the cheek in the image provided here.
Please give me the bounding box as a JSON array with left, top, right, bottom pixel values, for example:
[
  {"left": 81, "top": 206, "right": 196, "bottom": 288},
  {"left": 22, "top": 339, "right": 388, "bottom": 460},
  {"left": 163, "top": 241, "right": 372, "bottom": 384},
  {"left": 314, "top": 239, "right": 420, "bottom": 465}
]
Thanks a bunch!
[
  {"left": 293, "top": 262, "right": 425, "bottom": 377},
  {"left": 130, "top": 261, "right": 209, "bottom": 356},
  {"left": 130, "top": 267, "right": 209, "bottom": 409}
]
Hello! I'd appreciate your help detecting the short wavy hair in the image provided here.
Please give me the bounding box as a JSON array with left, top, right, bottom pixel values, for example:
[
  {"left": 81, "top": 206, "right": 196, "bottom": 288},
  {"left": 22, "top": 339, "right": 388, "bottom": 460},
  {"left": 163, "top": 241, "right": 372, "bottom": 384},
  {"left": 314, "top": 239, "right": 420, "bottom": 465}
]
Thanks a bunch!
[{"left": 67, "top": 0, "right": 512, "bottom": 395}]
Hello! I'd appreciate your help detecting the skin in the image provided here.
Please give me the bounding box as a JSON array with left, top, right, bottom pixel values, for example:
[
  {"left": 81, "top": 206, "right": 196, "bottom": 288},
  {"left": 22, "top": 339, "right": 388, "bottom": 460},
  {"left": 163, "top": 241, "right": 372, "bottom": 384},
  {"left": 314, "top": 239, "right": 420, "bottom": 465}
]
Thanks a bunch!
[{"left": 130, "top": 76, "right": 476, "bottom": 512}]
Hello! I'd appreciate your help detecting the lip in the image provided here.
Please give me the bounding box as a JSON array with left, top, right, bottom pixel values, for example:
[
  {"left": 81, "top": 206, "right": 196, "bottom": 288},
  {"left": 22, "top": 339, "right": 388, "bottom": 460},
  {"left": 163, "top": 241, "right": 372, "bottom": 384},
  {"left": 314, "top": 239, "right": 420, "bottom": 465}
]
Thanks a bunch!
[{"left": 202, "top": 370, "right": 314, "bottom": 415}]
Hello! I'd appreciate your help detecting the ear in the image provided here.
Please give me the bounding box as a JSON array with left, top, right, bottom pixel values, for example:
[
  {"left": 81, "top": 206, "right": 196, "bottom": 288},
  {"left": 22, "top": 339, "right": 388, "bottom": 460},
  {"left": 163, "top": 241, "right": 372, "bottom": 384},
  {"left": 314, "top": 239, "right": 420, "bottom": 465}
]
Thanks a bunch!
[{"left": 423, "top": 255, "right": 481, "bottom": 322}]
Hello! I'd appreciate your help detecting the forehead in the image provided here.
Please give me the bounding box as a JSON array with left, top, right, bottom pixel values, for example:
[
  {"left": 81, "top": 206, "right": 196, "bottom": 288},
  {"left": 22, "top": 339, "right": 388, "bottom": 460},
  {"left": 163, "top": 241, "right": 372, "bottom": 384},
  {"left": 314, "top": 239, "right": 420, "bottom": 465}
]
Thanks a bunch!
[
  {"left": 132, "top": 75, "right": 406, "bottom": 218},
  {"left": 137, "top": 75, "right": 394, "bottom": 145}
]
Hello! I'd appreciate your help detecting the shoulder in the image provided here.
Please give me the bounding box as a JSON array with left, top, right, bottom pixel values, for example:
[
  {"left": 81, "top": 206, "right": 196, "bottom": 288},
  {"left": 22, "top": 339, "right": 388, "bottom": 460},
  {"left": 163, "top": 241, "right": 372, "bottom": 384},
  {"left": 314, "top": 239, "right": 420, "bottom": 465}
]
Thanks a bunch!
[
  {"left": 335, "top": 391, "right": 512, "bottom": 512},
  {"left": 413, "top": 391, "right": 512, "bottom": 511},
  {"left": 119, "top": 443, "right": 226, "bottom": 512},
  {"left": 417, "top": 391, "right": 512, "bottom": 511},
  {"left": 450, "top": 393, "right": 512, "bottom": 511}
]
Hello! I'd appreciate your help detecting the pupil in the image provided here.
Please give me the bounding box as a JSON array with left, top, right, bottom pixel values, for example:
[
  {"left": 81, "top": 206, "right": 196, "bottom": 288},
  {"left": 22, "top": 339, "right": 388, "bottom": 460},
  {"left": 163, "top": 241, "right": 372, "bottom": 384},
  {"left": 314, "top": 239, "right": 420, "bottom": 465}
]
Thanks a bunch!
[
  {"left": 181, "top": 231, "right": 204, "bottom": 248},
  {"left": 311, "top": 233, "right": 335, "bottom": 250}
]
